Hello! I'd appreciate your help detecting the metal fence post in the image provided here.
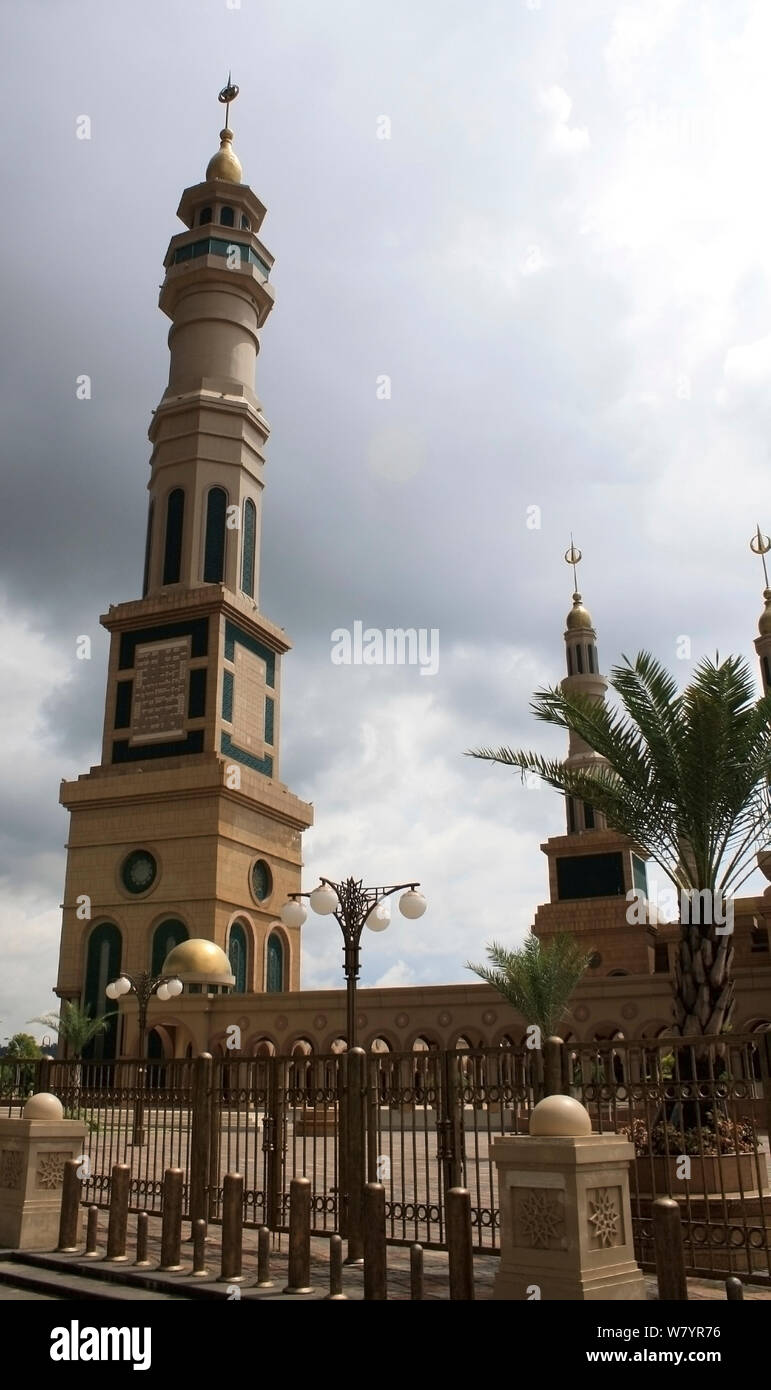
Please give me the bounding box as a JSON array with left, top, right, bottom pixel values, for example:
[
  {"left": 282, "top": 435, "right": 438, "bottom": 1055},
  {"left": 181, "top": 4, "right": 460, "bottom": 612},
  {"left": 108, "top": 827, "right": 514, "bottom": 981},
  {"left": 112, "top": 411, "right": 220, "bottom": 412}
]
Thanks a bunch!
[
  {"left": 189, "top": 1052, "right": 212, "bottom": 1229},
  {"left": 447, "top": 1186, "right": 474, "bottom": 1300},
  {"left": 363, "top": 1181, "right": 387, "bottom": 1300},
  {"left": 438, "top": 1051, "right": 461, "bottom": 1223},
  {"left": 653, "top": 1197, "right": 688, "bottom": 1300},
  {"left": 207, "top": 1056, "right": 222, "bottom": 1224},
  {"left": 344, "top": 1047, "right": 366, "bottom": 1264}
]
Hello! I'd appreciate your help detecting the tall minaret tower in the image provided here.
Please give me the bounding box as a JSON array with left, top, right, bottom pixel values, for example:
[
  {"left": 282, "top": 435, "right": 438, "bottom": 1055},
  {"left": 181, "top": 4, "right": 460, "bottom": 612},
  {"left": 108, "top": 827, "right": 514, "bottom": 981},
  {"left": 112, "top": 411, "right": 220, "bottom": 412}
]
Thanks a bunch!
[
  {"left": 560, "top": 540, "right": 609, "bottom": 835},
  {"left": 55, "top": 84, "right": 313, "bottom": 1058},
  {"left": 532, "top": 545, "right": 657, "bottom": 978},
  {"left": 751, "top": 524, "right": 771, "bottom": 696}
]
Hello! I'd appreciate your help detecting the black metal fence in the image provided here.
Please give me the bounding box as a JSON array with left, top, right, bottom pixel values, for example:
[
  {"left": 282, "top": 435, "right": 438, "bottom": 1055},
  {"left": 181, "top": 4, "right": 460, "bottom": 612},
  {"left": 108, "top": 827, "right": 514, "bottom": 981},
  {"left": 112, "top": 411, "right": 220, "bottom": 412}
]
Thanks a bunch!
[{"left": 2, "top": 1033, "right": 769, "bottom": 1277}]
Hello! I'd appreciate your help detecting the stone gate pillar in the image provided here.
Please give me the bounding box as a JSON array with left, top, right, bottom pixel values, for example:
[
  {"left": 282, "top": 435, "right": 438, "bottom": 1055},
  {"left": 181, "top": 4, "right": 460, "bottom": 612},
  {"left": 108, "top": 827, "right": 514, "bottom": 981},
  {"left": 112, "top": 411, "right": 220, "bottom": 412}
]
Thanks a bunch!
[{"left": 0, "top": 1093, "right": 88, "bottom": 1251}]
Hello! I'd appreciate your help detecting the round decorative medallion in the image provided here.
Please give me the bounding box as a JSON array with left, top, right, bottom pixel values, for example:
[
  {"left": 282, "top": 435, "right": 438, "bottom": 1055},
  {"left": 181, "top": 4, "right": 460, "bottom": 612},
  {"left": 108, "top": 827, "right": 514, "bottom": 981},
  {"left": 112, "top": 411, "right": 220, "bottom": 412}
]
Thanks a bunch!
[
  {"left": 437, "top": 1011, "right": 452, "bottom": 1027},
  {"left": 482, "top": 1009, "right": 497, "bottom": 1026},
  {"left": 395, "top": 1013, "right": 410, "bottom": 1029},
  {"left": 121, "top": 849, "right": 157, "bottom": 896},
  {"left": 274, "top": 1015, "right": 288, "bottom": 1031},
  {"left": 573, "top": 1004, "right": 590, "bottom": 1023},
  {"left": 313, "top": 1014, "right": 327, "bottom": 1030},
  {"left": 251, "top": 859, "right": 273, "bottom": 903},
  {"left": 621, "top": 1002, "right": 638, "bottom": 1021},
  {"left": 588, "top": 952, "right": 602, "bottom": 969}
]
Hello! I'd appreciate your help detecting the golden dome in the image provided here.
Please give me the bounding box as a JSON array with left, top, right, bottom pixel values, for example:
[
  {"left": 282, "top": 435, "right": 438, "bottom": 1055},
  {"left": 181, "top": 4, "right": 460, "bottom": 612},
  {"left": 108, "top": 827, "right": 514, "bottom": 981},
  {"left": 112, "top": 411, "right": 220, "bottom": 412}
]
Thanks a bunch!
[
  {"left": 163, "top": 938, "right": 234, "bottom": 986},
  {"left": 206, "top": 128, "right": 242, "bottom": 184},
  {"left": 759, "top": 589, "right": 771, "bottom": 636},
  {"left": 566, "top": 592, "right": 594, "bottom": 631}
]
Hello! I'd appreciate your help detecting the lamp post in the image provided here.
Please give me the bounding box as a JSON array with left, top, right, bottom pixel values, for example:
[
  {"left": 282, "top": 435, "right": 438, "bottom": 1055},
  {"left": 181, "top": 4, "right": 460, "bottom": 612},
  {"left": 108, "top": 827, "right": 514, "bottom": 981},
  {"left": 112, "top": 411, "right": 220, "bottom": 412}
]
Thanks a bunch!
[
  {"left": 280, "top": 878, "right": 427, "bottom": 1049},
  {"left": 106, "top": 971, "right": 183, "bottom": 1145}
]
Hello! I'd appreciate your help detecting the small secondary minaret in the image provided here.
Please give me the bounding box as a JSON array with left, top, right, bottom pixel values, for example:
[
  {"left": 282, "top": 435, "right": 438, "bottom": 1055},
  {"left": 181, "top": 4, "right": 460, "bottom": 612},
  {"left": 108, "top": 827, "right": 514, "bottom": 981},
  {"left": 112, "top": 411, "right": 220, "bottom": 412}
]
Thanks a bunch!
[
  {"left": 561, "top": 541, "right": 608, "bottom": 834},
  {"left": 751, "top": 524, "right": 771, "bottom": 695}
]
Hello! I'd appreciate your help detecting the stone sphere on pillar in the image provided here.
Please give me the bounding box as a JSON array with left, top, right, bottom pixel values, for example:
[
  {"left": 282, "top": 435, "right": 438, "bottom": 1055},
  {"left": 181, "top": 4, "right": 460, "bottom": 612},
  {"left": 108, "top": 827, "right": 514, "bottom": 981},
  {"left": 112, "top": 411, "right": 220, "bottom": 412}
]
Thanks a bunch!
[
  {"left": 529, "top": 1094, "right": 592, "bottom": 1136},
  {"left": 23, "top": 1092, "right": 65, "bottom": 1120}
]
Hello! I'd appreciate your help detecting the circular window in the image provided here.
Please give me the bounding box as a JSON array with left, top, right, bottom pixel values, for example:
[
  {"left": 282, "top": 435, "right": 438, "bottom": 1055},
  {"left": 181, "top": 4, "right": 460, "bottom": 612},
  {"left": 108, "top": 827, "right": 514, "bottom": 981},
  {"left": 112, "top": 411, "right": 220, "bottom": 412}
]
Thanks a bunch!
[
  {"left": 588, "top": 951, "right": 602, "bottom": 970},
  {"left": 121, "top": 849, "right": 157, "bottom": 895},
  {"left": 251, "top": 859, "right": 273, "bottom": 903}
]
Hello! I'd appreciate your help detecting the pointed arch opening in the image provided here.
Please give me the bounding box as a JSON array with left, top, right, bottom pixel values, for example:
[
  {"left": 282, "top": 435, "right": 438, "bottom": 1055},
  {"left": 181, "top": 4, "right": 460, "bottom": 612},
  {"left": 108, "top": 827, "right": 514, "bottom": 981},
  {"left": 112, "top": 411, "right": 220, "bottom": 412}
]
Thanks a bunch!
[
  {"left": 203, "top": 487, "right": 227, "bottom": 582},
  {"left": 151, "top": 919, "right": 188, "bottom": 977},
  {"left": 241, "top": 498, "right": 256, "bottom": 598},
  {"left": 266, "top": 931, "right": 285, "bottom": 993},
  {"left": 82, "top": 922, "right": 122, "bottom": 1061},
  {"left": 228, "top": 920, "right": 249, "bottom": 994},
  {"left": 163, "top": 488, "right": 185, "bottom": 585}
]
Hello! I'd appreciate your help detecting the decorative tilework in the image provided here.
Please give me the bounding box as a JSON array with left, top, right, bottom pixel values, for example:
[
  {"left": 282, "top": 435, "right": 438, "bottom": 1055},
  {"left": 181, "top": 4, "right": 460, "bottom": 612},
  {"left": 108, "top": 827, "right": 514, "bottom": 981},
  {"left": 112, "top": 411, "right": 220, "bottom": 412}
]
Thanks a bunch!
[
  {"left": 119, "top": 618, "right": 208, "bottom": 669},
  {"left": 0, "top": 1149, "right": 23, "bottom": 1189},
  {"left": 264, "top": 695, "right": 274, "bottom": 746},
  {"left": 36, "top": 1151, "right": 69, "bottom": 1190},
  {"left": 224, "top": 621, "right": 275, "bottom": 687},
  {"left": 221, "top": 732, "right": 273, "bottom": 778},
  {"left": 222, "top": 670, "right": 234, "bottom": 722}
]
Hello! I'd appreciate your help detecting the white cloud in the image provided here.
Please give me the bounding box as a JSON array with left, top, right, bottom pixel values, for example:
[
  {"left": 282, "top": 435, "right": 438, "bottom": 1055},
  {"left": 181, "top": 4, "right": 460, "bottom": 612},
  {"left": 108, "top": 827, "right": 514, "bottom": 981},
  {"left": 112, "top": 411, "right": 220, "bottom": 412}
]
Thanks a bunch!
[{"left": 538, "top": 85, "right": 589, "bottom": 154}]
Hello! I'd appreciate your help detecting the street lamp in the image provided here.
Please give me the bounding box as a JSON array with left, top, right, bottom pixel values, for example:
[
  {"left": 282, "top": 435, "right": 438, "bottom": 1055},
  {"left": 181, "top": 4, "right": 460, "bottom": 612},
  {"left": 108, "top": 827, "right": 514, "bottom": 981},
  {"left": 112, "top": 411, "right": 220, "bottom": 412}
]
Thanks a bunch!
[
  {"left": 106, "top": 970, "right": 183, "bottom": 1144},
  {"left": 280, "top": 877, "right": 427, "bottom": 1048}
]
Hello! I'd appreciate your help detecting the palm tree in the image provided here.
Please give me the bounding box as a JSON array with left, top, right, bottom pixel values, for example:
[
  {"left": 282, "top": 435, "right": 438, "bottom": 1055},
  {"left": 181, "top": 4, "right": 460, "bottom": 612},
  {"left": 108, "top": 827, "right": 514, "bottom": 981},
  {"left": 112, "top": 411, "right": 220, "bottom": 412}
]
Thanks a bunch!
[
  {"left": 32, "top": 1002, "right": 114, "bottom": 1059},
  {"left": 468, "top": 652, "right": 771, "bottom": 1039},
  {"left": 467, "top": 933, "right": 592, "bottom": 1038}
]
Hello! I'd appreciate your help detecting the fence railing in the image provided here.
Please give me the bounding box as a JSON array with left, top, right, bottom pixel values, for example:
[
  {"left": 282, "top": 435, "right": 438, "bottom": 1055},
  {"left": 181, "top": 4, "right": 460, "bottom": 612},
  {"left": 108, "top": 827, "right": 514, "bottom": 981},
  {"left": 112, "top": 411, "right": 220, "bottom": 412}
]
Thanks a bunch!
[{"left": 2, "top": 1032, "right": 769, "bottom": 1275}]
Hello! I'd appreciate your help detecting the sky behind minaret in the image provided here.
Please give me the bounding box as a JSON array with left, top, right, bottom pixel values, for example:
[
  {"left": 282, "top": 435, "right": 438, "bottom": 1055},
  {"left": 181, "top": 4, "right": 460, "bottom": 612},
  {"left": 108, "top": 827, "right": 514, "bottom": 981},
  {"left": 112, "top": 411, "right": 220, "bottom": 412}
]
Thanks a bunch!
[{"left": 1, "top": 0, "right": 769, "bottom": 1038}]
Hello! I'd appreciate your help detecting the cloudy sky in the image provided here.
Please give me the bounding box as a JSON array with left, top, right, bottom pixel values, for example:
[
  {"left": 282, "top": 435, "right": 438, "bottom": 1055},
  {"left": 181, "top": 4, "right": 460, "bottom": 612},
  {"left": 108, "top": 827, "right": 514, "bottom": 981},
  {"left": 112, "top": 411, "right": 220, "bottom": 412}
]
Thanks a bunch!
[{"left": 1, "top": 0, "right": 769, "bottom": 1040}]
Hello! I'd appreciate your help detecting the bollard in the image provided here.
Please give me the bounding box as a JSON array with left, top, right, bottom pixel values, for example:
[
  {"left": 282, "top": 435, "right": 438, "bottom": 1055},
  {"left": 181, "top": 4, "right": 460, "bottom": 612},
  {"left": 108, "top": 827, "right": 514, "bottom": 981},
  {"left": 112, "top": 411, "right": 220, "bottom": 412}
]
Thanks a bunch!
[
  {"left": 83, "top": 1204, "right": 100, "bottom": 1258},
  {"left": 363, "top": 1182, "right": 387, "bottom": 1300},
  {"left": 325, "top": 1233, "right": 347, "bottom": 1300},
  {"left": 256, "top": 1225, "right": 273, "bottom": 1288},
  {"left": 191, "top": 1218, "right": 208, "bottom": 1277},
  {"left": 652, "top": 1197, "right": 688, "bottom": 1301},
  {"left": 105, "top": 1163, "right": 131, "bottom": 1262},
  {"left": 159, "top": 1168, "right": 184, "bottom": 1272},
  {"left": 56, "top": 1159, "right": 82, "bottom": 1253},
  {"left": 410, "top": 1243, "right": 424, "bottom": 1301},
  {"left": 447, "top": 1187, "right": 474, "bottom": 1300},
  {"left": 134, "top": 1212, "right": 151, "bottom": 1267},
  {"left": 725, "top": 1276, "right": 744, "bottom": 1301},
  {"left": 219, "top": 1172, "right": 245, "bottom": 1283},
  {"left": 284, "top": 1176, "right": 313, "bottom": 1294}
]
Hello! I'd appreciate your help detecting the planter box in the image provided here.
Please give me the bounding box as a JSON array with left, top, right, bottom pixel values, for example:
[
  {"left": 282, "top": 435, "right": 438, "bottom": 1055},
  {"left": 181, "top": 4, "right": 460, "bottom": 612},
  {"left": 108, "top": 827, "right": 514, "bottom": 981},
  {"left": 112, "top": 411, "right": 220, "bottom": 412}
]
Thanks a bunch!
[{"left": 633, "top": 1152, "right": 762, "bottom": 1196}]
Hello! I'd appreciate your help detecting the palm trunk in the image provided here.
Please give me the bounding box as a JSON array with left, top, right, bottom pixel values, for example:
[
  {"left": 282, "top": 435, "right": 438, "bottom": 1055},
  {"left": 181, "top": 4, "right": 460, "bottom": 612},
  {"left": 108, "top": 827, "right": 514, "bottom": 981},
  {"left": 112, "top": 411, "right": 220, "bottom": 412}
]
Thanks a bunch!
[{"left": 671, "top": 919, "right": 735, "bottom": 1128}]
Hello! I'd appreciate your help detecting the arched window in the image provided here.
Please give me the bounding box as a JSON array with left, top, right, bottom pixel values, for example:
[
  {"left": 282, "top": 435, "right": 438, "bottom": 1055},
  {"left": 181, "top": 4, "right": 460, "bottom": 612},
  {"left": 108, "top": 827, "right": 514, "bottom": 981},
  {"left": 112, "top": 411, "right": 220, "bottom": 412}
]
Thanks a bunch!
[
  {"left": 228, "top": 921, "right": 248, "bottom": 993},
  {"left": 266, "top": 933, "right": 284, "bottom": 993},
  {"left": 764, "top": 655, "right": 771, "bottom": 687},
  {"left": 163, "top": 488, "right": 185, "bottom": 585},
  {"left": 142, "top": 499, "right": 154, "bottom": 596},
  {"left": 576, "top": 644, "right": 584, "bottom": 674},
  {"left": 203, "top": 487, "right": 227, "bottom": 582},
  {"left": 199, "top": 207, "right": 212, "bottom": 225},
  {"left": 566, "top": 647, "right": 573, "bottom": 675},
  {"left": 220, "top": 206, "right": 235, "bottom": 227},
  {"left": 151, "top": 919, "right": 188, "bottom": 977},
  {"left": 587, "top": 645, "right": 595, "bottom": 673},
  {"left": 584, "top": 801, "right": 595, "bottom": 829},
  {"left": 241, "top": 498, "right": 256, "bottom": 597},
  {"left": 83, "top": 923, "right": 122, "bottom": 1061},
  {"left": 240, "top": 214, "right": 251, "bottom": 230}
]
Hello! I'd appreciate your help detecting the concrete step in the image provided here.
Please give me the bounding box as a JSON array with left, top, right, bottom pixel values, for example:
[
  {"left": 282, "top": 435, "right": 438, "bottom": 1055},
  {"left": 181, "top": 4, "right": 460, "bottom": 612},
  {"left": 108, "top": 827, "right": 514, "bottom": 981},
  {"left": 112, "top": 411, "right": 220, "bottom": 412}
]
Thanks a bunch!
[{"left": 0, "top": 1259, "right": 187, "bottom": 1301}]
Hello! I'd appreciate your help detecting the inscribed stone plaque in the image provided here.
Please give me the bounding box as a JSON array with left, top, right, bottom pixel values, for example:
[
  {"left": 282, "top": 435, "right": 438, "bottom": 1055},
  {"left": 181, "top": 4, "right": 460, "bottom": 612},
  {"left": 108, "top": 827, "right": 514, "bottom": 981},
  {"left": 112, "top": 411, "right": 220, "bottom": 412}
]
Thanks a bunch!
[
  {"left": 232, "top": 645, "right": 266, "bottom": 755},
  {"left": 130, "top": 636, "right": 190, "bottom": 745}
]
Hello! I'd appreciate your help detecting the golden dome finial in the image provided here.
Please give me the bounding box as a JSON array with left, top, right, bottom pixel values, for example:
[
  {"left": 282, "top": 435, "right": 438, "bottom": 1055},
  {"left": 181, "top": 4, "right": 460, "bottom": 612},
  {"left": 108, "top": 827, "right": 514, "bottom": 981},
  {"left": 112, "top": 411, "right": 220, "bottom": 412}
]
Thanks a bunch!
[
  {"left": 206, "top": 73, "right": 243, "bottom": 183},
  {"left": 750, "top": 524, "right": 771, "bottom": 635},
  {"left": 564, "top": 537, "right": 593, "bottom": 630}
]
